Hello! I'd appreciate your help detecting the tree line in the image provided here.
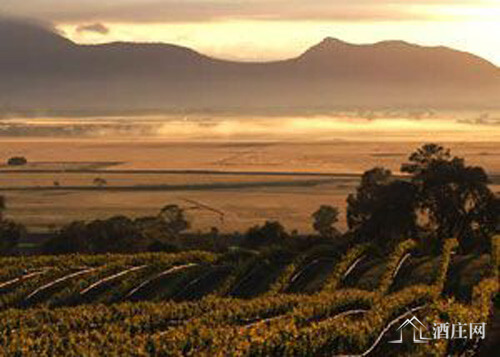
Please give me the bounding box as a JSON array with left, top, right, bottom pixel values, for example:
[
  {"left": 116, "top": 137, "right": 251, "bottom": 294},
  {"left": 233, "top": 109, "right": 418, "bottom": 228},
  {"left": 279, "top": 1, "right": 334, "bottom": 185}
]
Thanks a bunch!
[{"left": 0, "top": 144, "right": 498, "bottom": 256}]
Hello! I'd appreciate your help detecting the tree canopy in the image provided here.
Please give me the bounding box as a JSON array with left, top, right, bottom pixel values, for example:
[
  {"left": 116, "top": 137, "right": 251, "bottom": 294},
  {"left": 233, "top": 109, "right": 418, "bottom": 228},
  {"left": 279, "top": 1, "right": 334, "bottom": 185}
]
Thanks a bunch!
[
  {"left": 347, "top": 144, "right": 498, "bottom": 254},
  {"left": 347, "top": 167, "right": 418, "bottom": 251},
  {"left": 312, "top": 205, "right": 340, "bottom": 238},
  {"left": 401, "top": 144, "right": 497, "bottom": 253},
  {"left": 43, "top": 205, "right": 191, "bottom": 255},
  {"left": 243, "top": 221, "right": 289, "bottom": 249}
]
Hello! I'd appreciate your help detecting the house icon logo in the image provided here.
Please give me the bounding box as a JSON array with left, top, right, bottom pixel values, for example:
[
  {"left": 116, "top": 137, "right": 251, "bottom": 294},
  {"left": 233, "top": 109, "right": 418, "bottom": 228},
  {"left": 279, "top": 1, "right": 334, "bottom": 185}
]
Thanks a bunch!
[{"left": 389, "top": 316, "right": 433, "bottom": 344}]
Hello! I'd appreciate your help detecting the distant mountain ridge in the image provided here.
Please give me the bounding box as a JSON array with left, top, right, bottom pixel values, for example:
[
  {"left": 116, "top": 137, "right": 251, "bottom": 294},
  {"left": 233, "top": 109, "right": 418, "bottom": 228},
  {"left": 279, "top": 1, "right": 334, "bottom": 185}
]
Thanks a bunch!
[{"left": 0, "top": 18, "right": 499, "bottom": 113}]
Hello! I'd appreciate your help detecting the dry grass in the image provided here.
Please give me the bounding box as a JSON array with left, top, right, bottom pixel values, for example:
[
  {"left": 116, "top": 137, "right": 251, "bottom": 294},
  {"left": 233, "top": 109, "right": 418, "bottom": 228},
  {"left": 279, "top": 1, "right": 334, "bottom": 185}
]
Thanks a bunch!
[{"left": 0, "top": 139, "right": 498, "bottom": 233}]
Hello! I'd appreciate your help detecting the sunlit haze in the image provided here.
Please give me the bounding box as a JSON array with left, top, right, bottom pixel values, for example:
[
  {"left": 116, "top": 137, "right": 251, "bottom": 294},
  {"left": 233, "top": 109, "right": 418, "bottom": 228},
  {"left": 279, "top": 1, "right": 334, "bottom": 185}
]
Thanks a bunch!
[{"left": 3, "top": 0, "right": 500, "bottom": 65}]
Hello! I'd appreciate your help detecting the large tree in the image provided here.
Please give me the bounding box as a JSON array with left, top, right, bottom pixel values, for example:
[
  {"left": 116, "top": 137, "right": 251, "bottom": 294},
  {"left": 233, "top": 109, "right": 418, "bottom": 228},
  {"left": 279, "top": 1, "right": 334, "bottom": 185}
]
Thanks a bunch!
[
  {"left": 347, "top": 167, "right": 419, "bottom": 250},
  {"left": 402, "top": 144, "right": 497, "bottom": 253}
]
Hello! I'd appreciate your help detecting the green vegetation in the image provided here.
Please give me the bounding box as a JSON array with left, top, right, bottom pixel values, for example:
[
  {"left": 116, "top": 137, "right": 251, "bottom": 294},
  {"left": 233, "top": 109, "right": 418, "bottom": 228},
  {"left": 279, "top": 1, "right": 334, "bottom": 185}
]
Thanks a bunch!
[
  {"left": 0, "top": 144, "right": 497, "bottom": 355},
  {"left": 0, "top": 237, "right": 497, "bottom": 355}
]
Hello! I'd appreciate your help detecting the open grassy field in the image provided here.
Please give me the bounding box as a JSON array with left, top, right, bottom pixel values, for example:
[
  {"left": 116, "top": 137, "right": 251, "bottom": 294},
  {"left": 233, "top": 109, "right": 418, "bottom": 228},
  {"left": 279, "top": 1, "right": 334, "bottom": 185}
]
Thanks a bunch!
[{"left": 0, "top": 139, "right": 498, "bottom": 233}]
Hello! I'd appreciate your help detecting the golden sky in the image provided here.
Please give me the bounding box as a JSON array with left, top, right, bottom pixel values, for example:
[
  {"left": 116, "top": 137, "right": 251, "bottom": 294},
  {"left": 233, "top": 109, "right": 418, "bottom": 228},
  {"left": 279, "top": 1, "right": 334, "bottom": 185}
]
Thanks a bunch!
[{"left": 3, "top": 0, "right": 500, "bottom": 65}]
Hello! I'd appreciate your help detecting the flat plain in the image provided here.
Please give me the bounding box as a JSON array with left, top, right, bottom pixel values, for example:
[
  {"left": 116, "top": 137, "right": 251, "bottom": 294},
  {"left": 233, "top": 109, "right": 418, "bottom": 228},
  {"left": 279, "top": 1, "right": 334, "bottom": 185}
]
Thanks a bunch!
[{"left": 0, "top": 135, "right": 498, "bottom": 233}]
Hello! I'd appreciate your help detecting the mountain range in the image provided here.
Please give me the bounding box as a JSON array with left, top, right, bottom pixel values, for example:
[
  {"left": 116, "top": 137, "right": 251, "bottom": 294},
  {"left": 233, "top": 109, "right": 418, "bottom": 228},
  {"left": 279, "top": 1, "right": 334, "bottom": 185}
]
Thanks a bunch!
[{"left": 1, "top": 18, "right": 499, "bottom": 114}]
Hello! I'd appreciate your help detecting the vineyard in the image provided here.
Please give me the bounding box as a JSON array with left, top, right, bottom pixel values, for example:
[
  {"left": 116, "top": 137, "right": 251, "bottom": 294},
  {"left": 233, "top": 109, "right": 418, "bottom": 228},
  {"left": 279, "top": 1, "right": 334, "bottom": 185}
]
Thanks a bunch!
[{"left": 0, "top": 237, "right": 498, "bottom": 356}]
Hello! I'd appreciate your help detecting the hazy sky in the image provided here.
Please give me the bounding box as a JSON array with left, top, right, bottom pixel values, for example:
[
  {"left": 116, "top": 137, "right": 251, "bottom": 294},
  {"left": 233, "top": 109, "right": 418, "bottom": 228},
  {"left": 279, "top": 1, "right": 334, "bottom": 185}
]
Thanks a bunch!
[{"left": 3, "top": 0, "right": 500, "bottom": 65}]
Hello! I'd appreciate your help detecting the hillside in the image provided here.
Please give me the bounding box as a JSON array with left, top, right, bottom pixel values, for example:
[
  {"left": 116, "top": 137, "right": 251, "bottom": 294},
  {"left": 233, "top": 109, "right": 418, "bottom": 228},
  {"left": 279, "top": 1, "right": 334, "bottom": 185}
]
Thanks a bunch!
[
  {"left": 1, "top": 18, "right": 499, "bottom": 113},
  {"left": 0, "top": 237, "right": 497, "bottom": 355}
]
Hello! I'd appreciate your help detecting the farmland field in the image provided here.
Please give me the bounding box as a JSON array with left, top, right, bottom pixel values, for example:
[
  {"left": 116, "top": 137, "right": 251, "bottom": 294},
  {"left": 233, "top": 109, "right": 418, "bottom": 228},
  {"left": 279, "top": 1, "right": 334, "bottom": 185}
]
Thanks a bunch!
[
  {"left": 0, "top": 135, "right": 499, "bottom": 233},
  {"left": 2, "top": 8, "right": 500, "bottom": 356},
  {"left": 0, "top": 238, "right": 497, "bottom": 355}
]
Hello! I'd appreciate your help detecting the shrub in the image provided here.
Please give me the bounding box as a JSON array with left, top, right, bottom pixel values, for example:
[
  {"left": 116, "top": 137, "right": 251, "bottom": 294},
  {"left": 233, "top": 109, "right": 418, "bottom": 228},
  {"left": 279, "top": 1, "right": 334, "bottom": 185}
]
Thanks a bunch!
[
  {"left": 7, "top": 156, "right": 27, "bottom": 166},
  {"left": 0, "top": 220, "right": 26, "bottom": 255},
  {"left": 43, "top": 216, "right": 152, "bottom": 255},
  {"left": 242, "top": 221, "right": 289, "bottom": 249}
]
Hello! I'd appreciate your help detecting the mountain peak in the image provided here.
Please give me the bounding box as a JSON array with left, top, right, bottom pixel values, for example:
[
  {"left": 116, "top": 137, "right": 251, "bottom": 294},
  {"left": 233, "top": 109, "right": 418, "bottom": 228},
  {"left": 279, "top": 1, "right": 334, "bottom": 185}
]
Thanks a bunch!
[
  {"left": 318, "top": 37, "right": 349, "bottom": 46},
  {"left": 298, "top": 37, "right": 438, "bottom": 63},
  {"left": 304, "top": 37, "right": 419, "bottom": 55},
  {"left": 313, "top": 37, "right": 352, "bottom": 50},
  {"left": 0, "top": 17, "right": 74, "bottom": 52},
  {"left": 298, "top": 37, "right": 354, "bottom": 60}
]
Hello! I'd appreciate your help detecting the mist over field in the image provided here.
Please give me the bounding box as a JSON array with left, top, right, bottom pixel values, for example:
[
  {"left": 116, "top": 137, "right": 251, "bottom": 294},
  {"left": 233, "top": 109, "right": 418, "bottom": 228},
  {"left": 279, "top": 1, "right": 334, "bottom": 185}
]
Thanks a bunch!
[
  {"left": 0, "top": 4, "right": 499, "bottom": 356},
  {"left": 1, "top": 113, "right": 500, "bottom": 141}
]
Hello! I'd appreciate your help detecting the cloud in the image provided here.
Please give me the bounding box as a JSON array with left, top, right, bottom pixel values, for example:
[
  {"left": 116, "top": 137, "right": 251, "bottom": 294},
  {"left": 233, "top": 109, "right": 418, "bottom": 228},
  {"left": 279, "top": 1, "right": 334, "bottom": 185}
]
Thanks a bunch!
[
  {"left": 76, "top": 23, "right": 110, "bottom": 35},
  {"left": 2, "top": 0, "right": 493, "bottom": 24}
]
